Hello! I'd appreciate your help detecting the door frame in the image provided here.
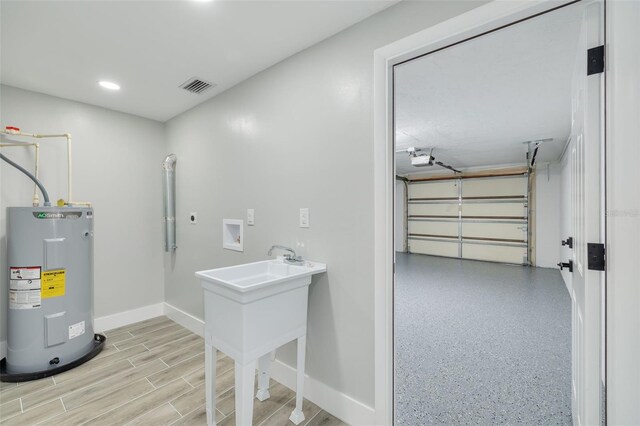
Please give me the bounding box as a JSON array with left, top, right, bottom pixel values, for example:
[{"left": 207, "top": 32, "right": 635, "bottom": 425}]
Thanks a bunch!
[
  {"left": 604, "top": 2, "right": 640, "bottom": 423},
  {"left": 373, "top": 1, "right": 599, "bottom": 424}
]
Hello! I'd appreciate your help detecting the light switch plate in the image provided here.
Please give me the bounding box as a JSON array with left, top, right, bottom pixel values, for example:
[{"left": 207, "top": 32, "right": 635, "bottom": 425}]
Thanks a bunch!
[
  {"left": 299, "top": 208, "right": 309, "bottom": 228},
  {"left": 247, "top": 209, "right": 255, "bottom": 226},
  {"left": 190, "top": 212, "right": 197, "bottom": 224}
]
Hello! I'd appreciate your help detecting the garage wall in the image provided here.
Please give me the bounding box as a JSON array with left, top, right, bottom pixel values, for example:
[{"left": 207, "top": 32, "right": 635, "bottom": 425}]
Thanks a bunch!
[{"left": 535, "top": 163, "right": 562, "bottom": 268}]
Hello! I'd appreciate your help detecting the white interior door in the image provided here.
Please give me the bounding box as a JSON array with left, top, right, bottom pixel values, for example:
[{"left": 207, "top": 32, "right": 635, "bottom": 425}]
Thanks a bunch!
[{"left": 570, "top": 1, "right": 604, "bottom": 425}]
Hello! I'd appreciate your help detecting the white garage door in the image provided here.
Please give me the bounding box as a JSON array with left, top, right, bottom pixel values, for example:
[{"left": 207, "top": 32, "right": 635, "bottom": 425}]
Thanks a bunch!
[{"left": 407, "top": 172, "right": 529, "bottom": 264}]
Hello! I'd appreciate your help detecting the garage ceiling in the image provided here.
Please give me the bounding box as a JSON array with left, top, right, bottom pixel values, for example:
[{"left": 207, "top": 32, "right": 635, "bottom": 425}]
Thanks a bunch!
[
  {"left": 0, "top": 0, "right": 395, "bottom": 122},
  {"left": 395, "top": 3, "right": 583, "bottom": 176}
]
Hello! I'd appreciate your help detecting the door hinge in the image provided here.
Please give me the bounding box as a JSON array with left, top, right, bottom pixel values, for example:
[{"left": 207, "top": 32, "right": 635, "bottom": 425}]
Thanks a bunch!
[
  {"left": 587, "top": 243, "right": 606, "bottom": 271},
  {"left": 587, "top": 45, "right": 605, "bottom": 75}
]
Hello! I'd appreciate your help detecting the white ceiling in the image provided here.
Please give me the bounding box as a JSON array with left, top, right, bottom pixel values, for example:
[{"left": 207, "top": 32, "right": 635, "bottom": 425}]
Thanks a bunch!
[
  {"left": 1, "top": 0, "right": 396, "bottom": 122},
  {"left": 395, "top": 3, "right": 583, "bottom": 176}
]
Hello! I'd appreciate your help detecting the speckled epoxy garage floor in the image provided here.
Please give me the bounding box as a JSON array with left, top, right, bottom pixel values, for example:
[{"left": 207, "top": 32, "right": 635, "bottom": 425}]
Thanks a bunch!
[{"left": 394, "top": 253, "right": 572, "bottom": 425}]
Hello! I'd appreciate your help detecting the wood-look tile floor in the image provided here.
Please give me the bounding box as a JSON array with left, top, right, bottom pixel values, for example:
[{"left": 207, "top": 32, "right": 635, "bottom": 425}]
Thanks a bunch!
[{"left": 0, "top": 317, "right": 348, "bottom": 426}]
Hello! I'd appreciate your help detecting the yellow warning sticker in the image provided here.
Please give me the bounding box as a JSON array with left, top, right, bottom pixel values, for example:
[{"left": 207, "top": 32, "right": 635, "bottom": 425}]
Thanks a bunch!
[{"left": 42, "top": 269, "right": 65, "bottom": 298}]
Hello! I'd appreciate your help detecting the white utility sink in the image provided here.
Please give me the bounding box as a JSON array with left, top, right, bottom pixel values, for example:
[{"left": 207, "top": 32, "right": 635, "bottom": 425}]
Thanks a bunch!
[
  {"left": 197, "top": 259, "right": 326, "bottom": 302},
  {"left": 196, "top": 258, "right": 326, "bottom": 426}
]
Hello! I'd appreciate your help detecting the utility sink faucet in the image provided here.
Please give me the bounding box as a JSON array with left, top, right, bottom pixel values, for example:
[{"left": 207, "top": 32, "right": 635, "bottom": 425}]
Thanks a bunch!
[{"left": 268, "top": 245, "right": 304, "bottom": 264}]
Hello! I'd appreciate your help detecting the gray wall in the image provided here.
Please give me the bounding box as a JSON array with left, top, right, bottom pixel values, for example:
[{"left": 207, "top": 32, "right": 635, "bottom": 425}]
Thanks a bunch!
[
  {"left": 164, "top": 0, "right": 485, "bottom": 407},
  {"left": 0, "top": 85, "right": 166, "bottom": 341}
]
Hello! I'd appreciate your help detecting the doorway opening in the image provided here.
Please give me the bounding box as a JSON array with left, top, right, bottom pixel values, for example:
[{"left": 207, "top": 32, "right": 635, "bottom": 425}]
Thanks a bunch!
[{"left": 390, "top": 1, "right": 605, "bottom": 424}]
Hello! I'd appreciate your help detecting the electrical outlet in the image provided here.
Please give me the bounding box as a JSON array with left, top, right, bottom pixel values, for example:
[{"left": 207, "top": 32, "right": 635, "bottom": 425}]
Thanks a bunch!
[
  {"left": 190, "top": 212, "right": 197, "bottom": 224},
  {"left": 299, "top": 208, "right": 309, "bottom": 228},
  {"left": 247, "top": 209, "right": 255, "bottom": 226}
]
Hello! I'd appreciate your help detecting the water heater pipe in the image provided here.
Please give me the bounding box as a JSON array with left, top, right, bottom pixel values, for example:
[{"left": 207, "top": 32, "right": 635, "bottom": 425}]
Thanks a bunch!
[
  {"left": 0, "top": 129, "right": 91, "bottom": 206},
  {"left": 0, "top": 141, "right": 41, "bottom": 205},
  {"left": 0, "top": 151, "right": 51, "bottom": 206},
  {"left": 163, "top": 154, "right": 177, "bottom": 252}
]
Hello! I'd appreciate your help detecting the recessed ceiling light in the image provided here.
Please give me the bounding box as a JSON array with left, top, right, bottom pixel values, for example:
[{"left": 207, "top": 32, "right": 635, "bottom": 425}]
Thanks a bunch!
[{"left": 98, "top": 81, "right": 120, "bottom": 90}]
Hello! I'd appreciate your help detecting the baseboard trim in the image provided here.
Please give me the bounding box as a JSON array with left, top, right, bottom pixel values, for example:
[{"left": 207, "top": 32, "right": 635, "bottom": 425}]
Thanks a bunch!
[
  {"left": 163, "top": 303, "right": 204, "bottom": 337},
  {"left": 94, "top": 303, "right": 165, "bottom": 333},
  {"left": 3, "top": 302, "right": 373, "bottom": 424},
  {"left": 270, "top": 359, "right": 375, "bottom": 426},
  {"left": 163, "top": 302, "right": 374, "bottom": 425}
]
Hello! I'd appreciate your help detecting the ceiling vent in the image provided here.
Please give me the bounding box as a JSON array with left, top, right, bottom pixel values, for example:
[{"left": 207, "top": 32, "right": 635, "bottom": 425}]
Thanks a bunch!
[{"left": 179, "top": 77, "right": 215, "bottom": 94}]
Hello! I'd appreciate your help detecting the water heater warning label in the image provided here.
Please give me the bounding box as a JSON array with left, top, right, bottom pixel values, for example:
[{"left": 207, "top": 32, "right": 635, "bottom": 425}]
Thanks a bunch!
[
  {"left": 9, "top": 267, "right": 42, "bottom": 309},
  {"left": 42, "top": 269, "right": 66, "bottom": 298},
  {"left": 9, "top": 288, "right": 41, "bottom": 309},
  {"left": 10, "top": 266, "right": 41, "bottom": 280}
]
